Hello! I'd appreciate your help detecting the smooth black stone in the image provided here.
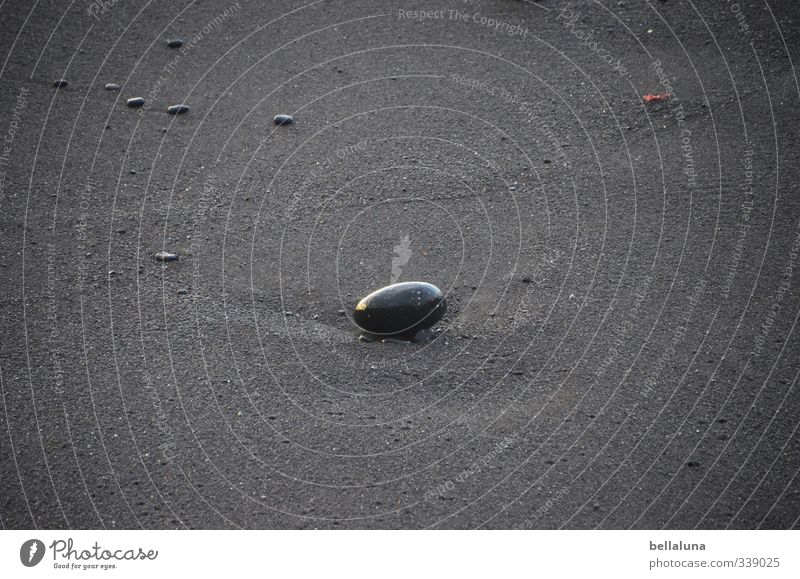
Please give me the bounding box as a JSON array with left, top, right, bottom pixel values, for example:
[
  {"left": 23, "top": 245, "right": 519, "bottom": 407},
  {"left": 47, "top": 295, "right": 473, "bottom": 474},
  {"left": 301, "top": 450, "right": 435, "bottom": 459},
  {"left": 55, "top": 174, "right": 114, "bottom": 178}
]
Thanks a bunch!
[
  {"left": 104, "top": 83, "right": 120, "bottom": 91},
  {"left": 167, "top": 38, "right": 185, "bottom": 48},
  {"left": 53, "top": 79, "right": 68, "bottom": 88},
  {"left": 353, "top": 282, "right": 446, "bottom": 336},
  {"left": 273, "top": 114, "right": 294, "bottom": 125},
  {"left": 127, "top": 97, "right": 145, "bottom": 108},
  {"left": 167, "top": 104, "right": 189, "bottom": 115}
]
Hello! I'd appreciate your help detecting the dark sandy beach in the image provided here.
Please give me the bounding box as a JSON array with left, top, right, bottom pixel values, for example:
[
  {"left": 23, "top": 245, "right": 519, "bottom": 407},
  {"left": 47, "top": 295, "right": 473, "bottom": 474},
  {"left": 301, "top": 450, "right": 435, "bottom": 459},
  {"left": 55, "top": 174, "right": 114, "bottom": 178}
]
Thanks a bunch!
[{"left": 1, "top": 0, "right": 799, "bottom": 529}]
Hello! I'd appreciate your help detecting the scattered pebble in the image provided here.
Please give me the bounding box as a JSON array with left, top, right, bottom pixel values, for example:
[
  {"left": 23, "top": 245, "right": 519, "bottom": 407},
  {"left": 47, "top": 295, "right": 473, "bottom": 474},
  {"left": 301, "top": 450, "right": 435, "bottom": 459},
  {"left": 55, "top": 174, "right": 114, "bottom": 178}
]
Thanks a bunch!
[
  {"left": 687, "top": 460, "right": 701, "bottom": 468},
  {"left": 521, "top": 276, "right": 532, "bottom": 283},
  {"left": 53, "top": 79, "right": 68, "bottom": 88},
  {"left": 353, "top": 281, "right": 446, "bottom": 336},
  {"left": 176, "top": 288, "right": 189, "bottom": 295},
  {"left": 155, "top": 251, "right": 178, "bottom": 262},
  {"left": 643, "top": 93, "right": 670, "bottom": 103},
  {"left": 273, "top": 114, "right": 294, "bottom": 125},
  {"left": 127, "top": 97, "right": 145, "bottom": 108},
  {"left": 105, "top": 83, "right": 120, "bottom": 91},
  {"left": 167, "top": 104, "right": 189, "bottom": 115},
  {"left": 167, "top": 38, "right": 185, "bottom": 48}
]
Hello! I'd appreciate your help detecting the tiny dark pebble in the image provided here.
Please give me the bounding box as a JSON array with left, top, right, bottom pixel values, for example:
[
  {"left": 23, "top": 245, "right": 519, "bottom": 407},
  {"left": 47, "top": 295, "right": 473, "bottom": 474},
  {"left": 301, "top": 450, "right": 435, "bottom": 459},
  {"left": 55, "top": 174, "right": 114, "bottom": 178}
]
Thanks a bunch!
[
  {"left": 167, "top": 38, "right": 185, "bottom": 48},
  {"left": 127, "top": 97, "right": 145, "bottom": 108},
  {"left": 687, "top": 460, "right": 701, "bottom": 468},
  {"left": 53, "top": 79, "right": 68, "bottom": 88},
  {"left": 521, "top": 276, "right": 532, "bottom": 283},
  {"left": 176, "top": 288, "right": 189, "bottom": 295},
  {"left": 155, "top": 251, "right": 178, "bottom": 262},
  {"left": 104, "top": 83, "right": 120, "bottom": 91},
  {"left": 274, "top": 114, "right": 294, "bottom": 125},
  {"left": 167, "top": 104, "right": 189, "bottom": 115},
  {"left": 543, "top": 159, "right": 552, "bottom": 164}
]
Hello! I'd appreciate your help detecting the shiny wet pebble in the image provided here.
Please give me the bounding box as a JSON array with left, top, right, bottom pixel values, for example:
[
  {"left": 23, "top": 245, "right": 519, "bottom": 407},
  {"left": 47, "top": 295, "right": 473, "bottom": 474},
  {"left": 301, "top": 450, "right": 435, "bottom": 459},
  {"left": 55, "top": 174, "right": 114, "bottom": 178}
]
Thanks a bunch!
[
  {"left": 274, "top": 114, "right": 294, "bottom": 125},
  {"left": 53, "top": 79, "right": 68, "bottom": 88},
  {"left": 167, "top": 38, "right": 184, "bottom": 48},
  {"left": 167, "top": 104, "right": 189, "bottom": 115},
  {"left": 127, "top": 97, "right": 145, "bottom": 108},
  {"left": 353, "top": 281, "right": 446, "bottom": 336}
]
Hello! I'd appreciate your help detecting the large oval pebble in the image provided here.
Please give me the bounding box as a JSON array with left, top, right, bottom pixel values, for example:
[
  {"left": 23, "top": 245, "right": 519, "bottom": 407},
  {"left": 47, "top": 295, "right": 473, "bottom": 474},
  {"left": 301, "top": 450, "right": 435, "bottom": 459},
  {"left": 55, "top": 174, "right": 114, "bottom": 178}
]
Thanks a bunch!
[{"left": 353, "top": 281, "right": 446, "bottom": 336}]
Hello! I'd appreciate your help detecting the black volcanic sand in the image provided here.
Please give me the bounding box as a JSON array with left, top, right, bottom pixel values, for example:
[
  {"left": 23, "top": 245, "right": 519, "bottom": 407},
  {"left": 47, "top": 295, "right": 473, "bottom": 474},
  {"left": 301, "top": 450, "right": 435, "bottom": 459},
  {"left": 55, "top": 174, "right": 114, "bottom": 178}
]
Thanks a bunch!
[{"left": 1, "top": 0, "right": 799, "bottom": 530}]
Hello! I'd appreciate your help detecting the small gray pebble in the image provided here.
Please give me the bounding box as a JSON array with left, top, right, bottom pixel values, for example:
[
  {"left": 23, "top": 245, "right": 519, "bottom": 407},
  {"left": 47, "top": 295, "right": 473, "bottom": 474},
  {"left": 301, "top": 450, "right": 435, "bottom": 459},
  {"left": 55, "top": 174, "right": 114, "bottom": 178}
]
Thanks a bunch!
[
  {"left": 127, "top": 97, "right": 145, "bottom": 108},
  {"left": 104, "top": 83, "right": 120, "bottom": 91},
  {"left": 176, "top": 288, "right": 189, "bottom": 295},
  {"left": 167, "top": 38, "right": 185, "bottom": 48},
  {"left": 155, "top": 251, "right": 178, "bottom": 262},
  {"left": 167, "top": 104, "right": 189, "bottom": 115},
  {"left": 53, "top": 79, "right": 68, "bottom": 88},
  {"left": 274, "top": 114, "right": 294, "bottom": 125}
]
